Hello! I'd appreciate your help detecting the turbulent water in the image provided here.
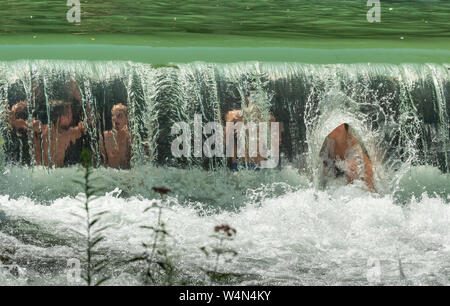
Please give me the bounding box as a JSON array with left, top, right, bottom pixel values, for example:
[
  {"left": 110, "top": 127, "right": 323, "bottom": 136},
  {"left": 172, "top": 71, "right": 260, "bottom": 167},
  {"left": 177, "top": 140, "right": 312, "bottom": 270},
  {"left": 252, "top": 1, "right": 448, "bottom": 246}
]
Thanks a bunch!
[
  {"left": 0, "top": 60, "right": 449, "bottom": 285},
  {"left": 1, "top": 166, "right": 450, "bottom": 285}
]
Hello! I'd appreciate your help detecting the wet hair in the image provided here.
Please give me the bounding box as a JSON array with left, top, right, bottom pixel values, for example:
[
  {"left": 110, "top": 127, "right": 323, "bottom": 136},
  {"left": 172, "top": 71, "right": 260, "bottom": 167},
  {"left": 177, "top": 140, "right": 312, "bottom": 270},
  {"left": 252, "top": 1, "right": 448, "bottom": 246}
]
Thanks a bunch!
[
  {"left": 7, "top": 82, "right": 27, "bottom": 105},
  {"left": 12, "top": 101, "right": 28, "bottom": 120},
  {"left": 344, "top": 123, "right": 349, "bottom": 132},
  {"left": 49, "top": 100, "right": 80, "bottom": 125},
  {"left": 112, "top": 103, "right": 128, "bottom": 114}
]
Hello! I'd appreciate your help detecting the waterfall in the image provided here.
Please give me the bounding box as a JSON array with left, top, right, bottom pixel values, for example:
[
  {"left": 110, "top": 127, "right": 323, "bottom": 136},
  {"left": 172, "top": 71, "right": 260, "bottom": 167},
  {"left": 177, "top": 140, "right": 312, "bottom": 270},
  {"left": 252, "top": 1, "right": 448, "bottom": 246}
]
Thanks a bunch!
[{"left": 0, "top": 61, "right": 448, "bottom": 176}]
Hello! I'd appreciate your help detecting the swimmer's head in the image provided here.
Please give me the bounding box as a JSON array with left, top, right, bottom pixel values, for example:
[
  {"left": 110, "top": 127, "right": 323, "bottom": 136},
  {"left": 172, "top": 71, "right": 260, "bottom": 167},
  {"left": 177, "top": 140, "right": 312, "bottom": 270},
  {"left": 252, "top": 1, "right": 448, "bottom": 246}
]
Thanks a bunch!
[
  {"left": 11, "top": 101, "right": 28, "bottom": 120},
  {"left": 111, "top": 103, "right": 128, "bottom": 130},
  {"left": 65, "top": 78, "right": 82, "bottom": 103},
  {"left": 51, "top": 101, "right": 74, "bottom": 128}
]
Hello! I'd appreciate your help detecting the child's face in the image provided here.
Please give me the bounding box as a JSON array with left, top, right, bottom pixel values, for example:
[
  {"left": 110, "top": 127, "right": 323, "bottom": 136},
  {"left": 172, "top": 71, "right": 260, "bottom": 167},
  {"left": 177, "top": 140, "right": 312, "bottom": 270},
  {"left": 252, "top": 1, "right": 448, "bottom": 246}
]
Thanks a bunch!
[
  {"left": 58, "top": 107, "right": 73, "bottom": 128},
  {"left": 112, "top": 108, "right": 127, "bottom": 130}
]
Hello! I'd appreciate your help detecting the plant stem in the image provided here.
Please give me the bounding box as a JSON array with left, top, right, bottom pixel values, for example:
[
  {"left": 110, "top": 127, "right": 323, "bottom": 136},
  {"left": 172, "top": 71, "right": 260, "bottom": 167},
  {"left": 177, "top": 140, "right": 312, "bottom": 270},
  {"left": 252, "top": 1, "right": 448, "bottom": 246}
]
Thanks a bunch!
[
  {"left": 146, "top": 195, "right": 164, "bottom": 283},
  {"left": 85, "top": 167, "right": 92, "bottom": 286},
  {"left": 211, "top": 237, "right": 223, "bottom": 285}
]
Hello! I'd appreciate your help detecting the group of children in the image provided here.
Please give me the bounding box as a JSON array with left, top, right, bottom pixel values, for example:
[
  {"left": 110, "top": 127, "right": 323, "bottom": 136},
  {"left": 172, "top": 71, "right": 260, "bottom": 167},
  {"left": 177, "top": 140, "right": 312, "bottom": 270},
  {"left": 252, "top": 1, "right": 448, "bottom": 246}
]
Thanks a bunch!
[
  {"left": 7, "top": 99, "right": 131, "bottom": 169},
  {"left": 5, "top": 84, "right": 375, "bottom": 191}
]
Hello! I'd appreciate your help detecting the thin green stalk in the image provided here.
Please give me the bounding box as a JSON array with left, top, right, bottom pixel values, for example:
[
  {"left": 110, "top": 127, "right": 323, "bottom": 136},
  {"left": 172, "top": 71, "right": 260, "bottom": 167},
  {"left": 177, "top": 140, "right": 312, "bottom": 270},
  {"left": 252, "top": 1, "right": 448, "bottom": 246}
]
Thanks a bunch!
[
  {"left": 211, "top": 237, "right": 224, "bottom": 286},
  {"left": 73, "top": 149, "right": 110, "bottom": 286}
]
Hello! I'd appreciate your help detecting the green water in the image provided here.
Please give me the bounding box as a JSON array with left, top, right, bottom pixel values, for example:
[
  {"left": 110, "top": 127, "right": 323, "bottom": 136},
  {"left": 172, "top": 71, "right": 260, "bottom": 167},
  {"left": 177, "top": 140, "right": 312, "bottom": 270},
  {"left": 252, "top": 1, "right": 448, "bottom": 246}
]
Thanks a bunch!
[
  {"left": 1, "top": 0, "right": 449, "bottom": 38},
  {"left": 0, "top": 34, "right": 449, "bottom": 63},
  {"left": 0, "top": 1, "right": 449, "bottom": 63}
]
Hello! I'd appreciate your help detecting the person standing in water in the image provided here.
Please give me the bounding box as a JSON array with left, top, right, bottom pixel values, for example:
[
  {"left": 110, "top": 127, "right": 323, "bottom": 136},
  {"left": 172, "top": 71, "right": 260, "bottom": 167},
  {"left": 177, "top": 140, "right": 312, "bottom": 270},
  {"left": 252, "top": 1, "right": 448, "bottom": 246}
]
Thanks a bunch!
[
  {"left": 100, "top": 103, "right": 131, "bottom": 169},
  {"left": 7, "top": 100, "right": 88, "bottom": 167},
  {"left": 224, "top": 89, "right": 282, "bottom": 170},
  {"left": 320, "top": 123, "right": 375, "bottom": 192}
]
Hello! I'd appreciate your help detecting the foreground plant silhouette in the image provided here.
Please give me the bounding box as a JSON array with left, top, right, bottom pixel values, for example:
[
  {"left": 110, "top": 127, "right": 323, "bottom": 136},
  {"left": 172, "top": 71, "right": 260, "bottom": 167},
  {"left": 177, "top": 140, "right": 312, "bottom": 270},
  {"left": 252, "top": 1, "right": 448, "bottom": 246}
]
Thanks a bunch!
[
  {"left": 72, "top": 149, "right": 110, "bottom": 286},
  {"left": 200, "top": 224, "right": 238, "bottom": 285},
  {"left": 0, "top": 135, "right": 5, "bottom": 170},
  {"left": 131, "top": 186, "right": 175, "bottom": 285}
]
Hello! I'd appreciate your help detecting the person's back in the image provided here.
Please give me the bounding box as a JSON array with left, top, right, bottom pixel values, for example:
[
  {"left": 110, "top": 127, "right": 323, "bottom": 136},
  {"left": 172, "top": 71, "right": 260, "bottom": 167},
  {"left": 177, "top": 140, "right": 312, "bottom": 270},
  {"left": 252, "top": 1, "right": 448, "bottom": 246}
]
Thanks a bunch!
[{"left": 320, "top": 123, "right": 375, "bottom": 191}]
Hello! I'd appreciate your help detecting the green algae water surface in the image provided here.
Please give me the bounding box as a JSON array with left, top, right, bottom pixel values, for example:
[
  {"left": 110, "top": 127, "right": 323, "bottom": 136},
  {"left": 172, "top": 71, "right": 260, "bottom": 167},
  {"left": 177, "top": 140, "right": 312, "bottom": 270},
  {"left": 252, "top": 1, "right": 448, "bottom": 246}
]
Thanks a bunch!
[{"left": 0, "top": 0, "right": 449, "bottom": 63}]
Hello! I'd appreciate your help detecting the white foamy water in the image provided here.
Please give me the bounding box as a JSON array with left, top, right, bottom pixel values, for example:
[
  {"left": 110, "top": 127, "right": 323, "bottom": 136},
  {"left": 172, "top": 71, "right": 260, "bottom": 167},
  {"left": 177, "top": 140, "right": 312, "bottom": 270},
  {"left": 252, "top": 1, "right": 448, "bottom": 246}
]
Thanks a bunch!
[{"left": 1, "top": 179, "right": 450, "bottom": 285}]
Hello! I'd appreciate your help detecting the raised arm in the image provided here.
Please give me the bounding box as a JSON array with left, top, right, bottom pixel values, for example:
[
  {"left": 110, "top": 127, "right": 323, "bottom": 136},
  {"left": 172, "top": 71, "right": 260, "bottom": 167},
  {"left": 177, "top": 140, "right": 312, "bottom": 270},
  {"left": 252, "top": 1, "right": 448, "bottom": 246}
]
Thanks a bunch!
[
  {"left": 67, "top": 121, "right": 87, "bottom": 144},
  {"left": 7, "top": 102, "right": 28, "bottom": 130}
]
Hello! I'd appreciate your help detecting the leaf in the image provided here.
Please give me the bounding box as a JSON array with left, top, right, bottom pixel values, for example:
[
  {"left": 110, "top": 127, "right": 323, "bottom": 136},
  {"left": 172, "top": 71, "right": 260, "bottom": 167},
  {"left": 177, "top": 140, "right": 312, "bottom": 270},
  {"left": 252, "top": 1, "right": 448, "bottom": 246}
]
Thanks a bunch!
[
  {"left": 153, "top": 229, "right": 169, "bottom": 235},
  {"left": 126, "top": 256, "right": 147, "bottom": 264},
  {"left": 140, "top": 225, "right": 156, "bottom": 230},
  {"left": 94, "top": 276, "right": 111, "bottom": 286},
  {"left": 89, "top": 218, "right": 100, "bottom": 228},
  {"left": 143, "top": 205, "right": 160, "bottom": 213},
  {"left": 90, "top": 187, "right": 105, "bottom": 194},
  {"left": 92, "top": 225, "right": 110, "bottom": 235},
  {"left": 156, "top": 261, "right": 167, "bottom": 270},
  {"left": 90, "top": 236, "right": 105, "bottom": 248},
  {"left": 199, "top": 246, "right": 209, "bottom": 257}
]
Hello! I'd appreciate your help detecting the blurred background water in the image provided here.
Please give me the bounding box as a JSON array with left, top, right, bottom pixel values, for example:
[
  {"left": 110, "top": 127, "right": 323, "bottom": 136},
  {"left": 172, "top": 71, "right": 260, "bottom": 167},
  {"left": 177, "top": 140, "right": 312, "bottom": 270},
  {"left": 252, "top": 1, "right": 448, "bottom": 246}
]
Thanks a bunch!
[
  {"left": 1, "top": 0, "right": 449, "bottom": 39},
  {"left": 0, "top": 0, "right": 449, "bottom": 63}
]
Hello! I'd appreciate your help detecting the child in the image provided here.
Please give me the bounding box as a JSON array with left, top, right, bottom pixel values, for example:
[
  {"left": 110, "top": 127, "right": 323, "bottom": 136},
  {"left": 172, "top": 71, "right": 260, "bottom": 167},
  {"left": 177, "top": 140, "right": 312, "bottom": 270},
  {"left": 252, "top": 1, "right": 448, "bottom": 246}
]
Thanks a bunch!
[
  {"left": 8, "top": 100, "right": 87, "bottom": 167},
  {"left": 6, "top": 101, "right": 33, "bottom": 164},
  {"left": 100, "top": 103, "right": 131, "bottom": 169},
  {"left": 224, "top": 93, "right": 282, "bottom": 170},
  {"left": 34, "top": 100, "right": 87, "bottom": 167}
]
